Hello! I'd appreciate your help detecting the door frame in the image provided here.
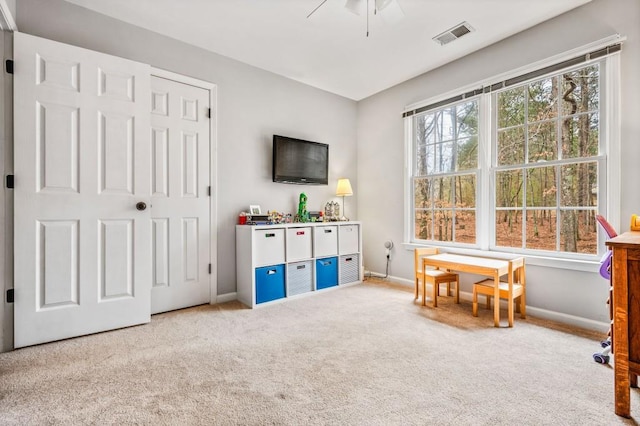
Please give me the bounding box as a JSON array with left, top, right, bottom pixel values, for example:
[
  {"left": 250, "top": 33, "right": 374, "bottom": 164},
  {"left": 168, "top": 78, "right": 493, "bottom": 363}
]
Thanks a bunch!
[
  {"left": 151, "top": 67, "right": 218, "bottom": 305},
  {"left": 1, "top": 31, "right": 14, "bottom": 353}
]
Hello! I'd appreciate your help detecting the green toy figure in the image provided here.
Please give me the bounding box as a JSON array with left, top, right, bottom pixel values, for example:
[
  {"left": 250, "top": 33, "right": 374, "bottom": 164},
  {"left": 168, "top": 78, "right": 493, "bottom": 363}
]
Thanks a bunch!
[{"left": 297, "top": 193, "right": 310, "bottom": 223}]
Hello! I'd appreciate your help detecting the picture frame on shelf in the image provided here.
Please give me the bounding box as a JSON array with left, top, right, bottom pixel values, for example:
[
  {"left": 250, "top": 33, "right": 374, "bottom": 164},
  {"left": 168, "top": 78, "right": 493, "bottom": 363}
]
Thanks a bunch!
[{"left": 249, "top": 205, "right": 261, "bottom": 215}]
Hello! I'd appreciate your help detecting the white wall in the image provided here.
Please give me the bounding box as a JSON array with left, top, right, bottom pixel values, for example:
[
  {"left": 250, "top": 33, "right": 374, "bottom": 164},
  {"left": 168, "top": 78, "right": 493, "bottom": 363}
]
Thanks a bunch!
[
  {"left": 4, "top": 0, "right": 14, "bottom": 20},
  {"left": 357, "top": 0, "right": 640, "bottom": 327},
  {"left": 14, "top": 0, "right": 358, "bottom": 299}
]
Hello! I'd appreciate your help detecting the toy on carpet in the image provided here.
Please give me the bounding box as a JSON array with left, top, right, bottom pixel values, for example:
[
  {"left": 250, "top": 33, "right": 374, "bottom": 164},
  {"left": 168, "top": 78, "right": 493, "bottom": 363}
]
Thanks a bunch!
[{"left": 593, "top": 214, "right": 616, "bottom": 364}]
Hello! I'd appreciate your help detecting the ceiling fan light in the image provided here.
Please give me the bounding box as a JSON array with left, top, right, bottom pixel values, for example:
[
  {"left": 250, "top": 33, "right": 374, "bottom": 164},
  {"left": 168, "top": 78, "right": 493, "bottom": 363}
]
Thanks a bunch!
[{"left": 345, "top": 0, "right": 361, "bottom": 15}]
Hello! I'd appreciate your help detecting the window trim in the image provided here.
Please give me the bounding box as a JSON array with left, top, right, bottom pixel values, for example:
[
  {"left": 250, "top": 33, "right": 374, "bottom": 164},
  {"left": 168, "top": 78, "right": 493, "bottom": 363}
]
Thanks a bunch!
[
  {"left": 489, "top": 60, "right": 606, "bottom": 258},
  {"left": 400, "top": 241, "right": 601, "bottom": 273},
  {"left": 403, "top": 35, "right": 622, "bottom": 116},
  {"left": 403, "top": 41, "right": 622, "bottom": 267},
  {"left": 411, "top": 97, "right": 481, "bottom": 246}
]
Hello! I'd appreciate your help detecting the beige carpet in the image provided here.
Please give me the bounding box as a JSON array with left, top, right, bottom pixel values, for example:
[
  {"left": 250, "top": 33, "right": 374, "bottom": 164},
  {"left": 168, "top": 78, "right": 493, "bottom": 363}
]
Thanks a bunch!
[{"left": 0, "top": 279, "right": 638, "bottom": 425}]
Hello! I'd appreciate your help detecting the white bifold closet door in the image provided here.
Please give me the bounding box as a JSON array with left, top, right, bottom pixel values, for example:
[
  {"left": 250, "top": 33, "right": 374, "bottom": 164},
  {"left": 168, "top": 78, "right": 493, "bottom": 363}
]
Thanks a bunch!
[
  {"left": 149, "top": 75, "right": 211, "bottom": 314},
  {"left": 13, "top": 32, "right": 152, "bottom": 348}
]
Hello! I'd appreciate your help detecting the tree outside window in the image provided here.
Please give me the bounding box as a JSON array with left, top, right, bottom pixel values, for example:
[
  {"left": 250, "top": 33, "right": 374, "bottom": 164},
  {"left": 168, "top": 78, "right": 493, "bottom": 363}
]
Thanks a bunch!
[
  {"left": 409, "top": 61, "right": 606, "bottom": 257},
  {"left": 495, "top": 64, "right": 600, "bottom": 254},
  {"left": 414, "top": 100, "right": 478, "bottom": 244}
]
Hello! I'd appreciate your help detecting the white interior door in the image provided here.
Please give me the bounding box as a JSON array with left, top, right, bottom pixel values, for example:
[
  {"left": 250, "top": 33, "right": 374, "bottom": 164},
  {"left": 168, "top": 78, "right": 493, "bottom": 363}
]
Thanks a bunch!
[
  {"left": 13, "top": 32, "right": 152, "bottom": 348},
  {"left": 150, "top": 75, "right": 211, "bottom": 314}
]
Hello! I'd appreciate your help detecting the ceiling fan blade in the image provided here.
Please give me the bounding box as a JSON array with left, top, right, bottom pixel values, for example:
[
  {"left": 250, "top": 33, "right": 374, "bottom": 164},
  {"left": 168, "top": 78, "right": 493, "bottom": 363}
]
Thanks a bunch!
[
  {"left": 375, "top": 0, "right": 393, "bottom": 11},
  {"left": 345, "top": 0, "right": 361, "bottom": 15},
  {"left": 378, "top": 0, "right": 404, "bottom": 23},
  {"left": 307, "top": 0, "right": 329, "bottom": 18}
]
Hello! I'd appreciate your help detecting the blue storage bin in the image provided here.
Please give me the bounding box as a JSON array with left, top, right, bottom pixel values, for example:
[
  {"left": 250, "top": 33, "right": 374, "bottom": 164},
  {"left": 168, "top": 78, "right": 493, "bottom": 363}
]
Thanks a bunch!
[
  {"left": 255, "top": 264, "right": 286, "bottom": 304},
  {"left": 316, "top": 257, "right": 338, "bottom": 289}
]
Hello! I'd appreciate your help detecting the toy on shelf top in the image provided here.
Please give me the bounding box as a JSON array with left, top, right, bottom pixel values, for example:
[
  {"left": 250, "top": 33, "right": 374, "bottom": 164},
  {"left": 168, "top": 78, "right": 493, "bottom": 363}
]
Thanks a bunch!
[
  {"left": 238, "top": 210, "right": 292, "bottom": 225},
  {"left": 268, "top": 211, "right": 292, "bottom": 224},
  {"left": 324, "top": 201, "right": 341, "bottom": 221},
  {"left": 239, "top": 191, "right": 341, "bottom": 225},
  {"left": 295, "top": 193, "right": 310, "bottom": 223}
]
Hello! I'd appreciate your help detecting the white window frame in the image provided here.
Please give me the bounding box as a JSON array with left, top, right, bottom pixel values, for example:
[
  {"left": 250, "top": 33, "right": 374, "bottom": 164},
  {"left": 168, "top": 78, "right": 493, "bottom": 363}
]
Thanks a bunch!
[
  {"left": 403, "top": 38, "right": 621, "bottom": 271},
  {"left": 410, "top": 97, "right": 481, "bottom": 248},
  {"left": 489, "top": 60, "right": 605, "bottom": 260}
]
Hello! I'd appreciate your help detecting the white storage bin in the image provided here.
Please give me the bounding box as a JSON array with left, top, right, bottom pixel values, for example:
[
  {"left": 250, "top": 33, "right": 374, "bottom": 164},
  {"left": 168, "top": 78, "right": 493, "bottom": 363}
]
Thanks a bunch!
[
  {"left": 287, "top": 260, "right": 313, "bottom": 296},
  {"left": 338, "top": 224, "right": 359, "bottom": 254},
  {"left": 254, "top": 228, "right": 285, "bottom": 266},
  {"left": 339, "top": 254, "right": 360, "bottom": 284},
  {"left": 286, "top": 227, "right": 313, "bottom": 261},
  {"left": 314, "top": 225, "right": 338, "bottom": 257}
]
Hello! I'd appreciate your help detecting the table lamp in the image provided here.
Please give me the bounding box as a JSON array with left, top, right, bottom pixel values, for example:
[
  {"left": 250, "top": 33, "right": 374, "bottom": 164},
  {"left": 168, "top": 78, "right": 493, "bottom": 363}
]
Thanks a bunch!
[{"left": 335, "top": 178, "right": 353, "bottom": 221}]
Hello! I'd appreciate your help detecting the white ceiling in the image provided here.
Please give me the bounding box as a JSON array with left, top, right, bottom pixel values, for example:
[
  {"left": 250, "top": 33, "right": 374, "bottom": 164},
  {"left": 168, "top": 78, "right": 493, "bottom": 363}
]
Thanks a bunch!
[{"left": 63, "top": 0, "right": 592, "bottom": 101}]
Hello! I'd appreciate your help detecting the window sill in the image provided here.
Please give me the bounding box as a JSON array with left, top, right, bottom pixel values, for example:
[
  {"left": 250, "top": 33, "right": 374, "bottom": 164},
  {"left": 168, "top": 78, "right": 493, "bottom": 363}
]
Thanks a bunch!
[{"left": 402, "top": 242, "right": 600, "bottom": 273}]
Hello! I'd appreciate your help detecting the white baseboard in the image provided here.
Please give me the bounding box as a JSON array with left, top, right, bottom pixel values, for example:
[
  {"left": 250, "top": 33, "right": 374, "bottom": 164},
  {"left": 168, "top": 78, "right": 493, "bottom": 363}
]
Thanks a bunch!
[
  {"left": 522, "top": 305, "right": 610, "bottom": 333},
  {"left": 214, "top": 292, "right": 237, "bottom": 304},
  {"left": 456, "top": 290, "right": 609, "bottom": 332},
  {"left": 364, "top": 270, "right": 610, "bottom": 333},
  {"left": 364, "top": 271, "right": 413, "bottom": 286}
]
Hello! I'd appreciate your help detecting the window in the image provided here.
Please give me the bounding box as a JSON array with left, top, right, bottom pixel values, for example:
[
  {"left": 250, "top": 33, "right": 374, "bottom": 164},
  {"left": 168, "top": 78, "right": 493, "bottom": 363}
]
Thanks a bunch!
[
  {"left": 407, "top": 49, "right": 618, "bottom": 260},
  {"left": 494, "top": 64, "right": 601, "bottom": 254},
  {"left": 413, "top": 100, "right": 478, "bottom": 244}
]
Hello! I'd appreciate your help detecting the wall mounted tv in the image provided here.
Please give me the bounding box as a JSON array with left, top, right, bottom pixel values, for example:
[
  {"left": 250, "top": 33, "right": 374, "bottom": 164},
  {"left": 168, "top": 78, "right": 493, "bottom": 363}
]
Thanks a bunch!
[{"left": 272, "top": 135, "right": 329, "bottom": 185}]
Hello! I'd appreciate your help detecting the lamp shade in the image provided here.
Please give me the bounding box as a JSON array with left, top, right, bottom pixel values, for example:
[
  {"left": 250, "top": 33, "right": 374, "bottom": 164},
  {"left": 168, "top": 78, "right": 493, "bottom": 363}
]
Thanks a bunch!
[{"left": 336, "top": 178, "right": 353, "bottom": 197}]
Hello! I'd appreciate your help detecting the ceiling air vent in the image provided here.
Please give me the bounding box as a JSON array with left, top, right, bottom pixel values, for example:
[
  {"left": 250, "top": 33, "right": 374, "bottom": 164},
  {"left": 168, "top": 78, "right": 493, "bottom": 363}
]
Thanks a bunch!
[{"left": 433, "top": 21, "right": 474, "bottom": 46}]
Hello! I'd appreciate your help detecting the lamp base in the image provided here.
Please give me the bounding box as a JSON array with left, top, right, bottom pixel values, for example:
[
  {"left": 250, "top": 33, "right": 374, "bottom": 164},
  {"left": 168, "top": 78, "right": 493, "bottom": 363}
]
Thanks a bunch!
[{"left": 339, "top": 195, "right": 349, "bottom": 222}]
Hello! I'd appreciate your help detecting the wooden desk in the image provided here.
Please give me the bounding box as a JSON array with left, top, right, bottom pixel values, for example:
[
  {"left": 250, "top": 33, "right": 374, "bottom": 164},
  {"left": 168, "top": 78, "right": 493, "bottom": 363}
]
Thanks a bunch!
[
  {"left": 422, "top": 253, "right": 513, "bottom": 327},
  {"left": 606, "top": 232, "right": 640, "bottom": 418}
]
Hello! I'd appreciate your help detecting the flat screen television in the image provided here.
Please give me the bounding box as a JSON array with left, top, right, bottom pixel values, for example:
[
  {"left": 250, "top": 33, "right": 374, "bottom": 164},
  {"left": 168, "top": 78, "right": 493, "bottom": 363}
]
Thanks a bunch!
[{"left": 272, "top": 135, "right": 328, "bottom": 185}]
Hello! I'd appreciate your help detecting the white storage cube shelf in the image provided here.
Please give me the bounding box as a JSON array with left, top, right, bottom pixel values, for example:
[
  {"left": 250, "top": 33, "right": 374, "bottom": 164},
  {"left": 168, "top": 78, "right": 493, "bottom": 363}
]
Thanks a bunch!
[{"left": 236, "top": 222, "right": 362, "bottom": 308}]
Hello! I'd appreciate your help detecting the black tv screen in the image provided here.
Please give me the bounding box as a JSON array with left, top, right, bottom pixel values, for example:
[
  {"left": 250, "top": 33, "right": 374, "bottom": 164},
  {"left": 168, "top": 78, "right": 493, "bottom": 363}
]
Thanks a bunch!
[{"left": 272, "top": 135, "right": 328, "bottom": 185}]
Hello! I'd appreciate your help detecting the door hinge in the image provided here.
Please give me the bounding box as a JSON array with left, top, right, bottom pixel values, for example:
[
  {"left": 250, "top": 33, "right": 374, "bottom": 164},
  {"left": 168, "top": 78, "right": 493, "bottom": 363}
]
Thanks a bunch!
[
  {"left": 206, "top": 108, "right": 211, "bottom": 118},
  {"left": 6, "top": 289, "right": 14, "bottom": 303},
  {"left": 208, "top": 264, "right": 212, "bottom": 274},
  {"left": 6, "top": 174, "right": 14, "bottom": 189},
  {"left": 207, "top": 186, "right": 211, "bottom": 196},
  {"left": 5, "top": 59, "right": 13, "bottom": 74}
]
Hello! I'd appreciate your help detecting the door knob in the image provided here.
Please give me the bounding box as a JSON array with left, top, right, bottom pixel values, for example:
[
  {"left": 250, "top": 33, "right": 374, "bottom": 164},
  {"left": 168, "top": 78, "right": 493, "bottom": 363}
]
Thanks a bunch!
[{"left": 136, "top": 202, "right": 147, "bottom": 211}]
